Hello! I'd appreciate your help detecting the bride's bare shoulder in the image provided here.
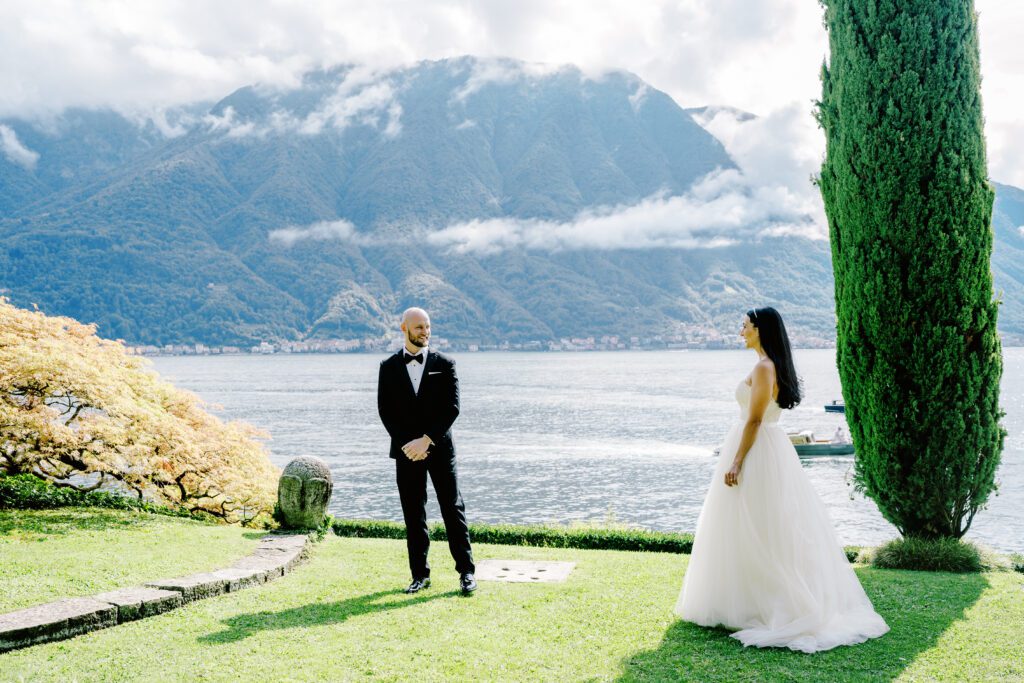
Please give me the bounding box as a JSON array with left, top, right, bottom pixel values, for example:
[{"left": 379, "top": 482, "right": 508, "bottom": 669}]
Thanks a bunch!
[{"left": 744, "top": 359, "right": 775, "bottom": 386}]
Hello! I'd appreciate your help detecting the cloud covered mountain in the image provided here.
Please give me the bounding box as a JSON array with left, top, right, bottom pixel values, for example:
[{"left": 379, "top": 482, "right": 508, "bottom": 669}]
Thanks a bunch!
[{"left": 0, "top": 57, "right": 1019, "bottom": 347}]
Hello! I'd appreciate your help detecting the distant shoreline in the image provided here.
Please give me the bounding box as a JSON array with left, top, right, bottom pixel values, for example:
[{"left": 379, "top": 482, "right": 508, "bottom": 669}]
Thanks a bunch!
[
  {"left": 131, "top": 343, "right": 820, "bottom": 357},
  {"left": 131, "top": 344, "right": 1024, "bottom": 358}
]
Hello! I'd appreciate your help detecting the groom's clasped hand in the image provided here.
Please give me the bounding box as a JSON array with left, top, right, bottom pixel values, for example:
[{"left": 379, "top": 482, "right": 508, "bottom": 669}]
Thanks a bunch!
[{"left": 401, "top": 434, "right": 432, "bottom": 461}]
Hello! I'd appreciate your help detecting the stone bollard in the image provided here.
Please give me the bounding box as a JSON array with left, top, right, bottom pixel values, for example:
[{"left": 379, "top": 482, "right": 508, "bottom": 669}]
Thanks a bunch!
[{"left": 277, "top": 456, "right": 333, "bottom": 530}]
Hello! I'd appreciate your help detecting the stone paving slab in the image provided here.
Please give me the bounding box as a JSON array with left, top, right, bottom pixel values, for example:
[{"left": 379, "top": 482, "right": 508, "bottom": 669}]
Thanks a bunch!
[
  {"left": 252, "top": 539, "right": 307, "bottom": 572},
  {"left": 208, "top": 566, "right": 271, "bottom": 592},
  {"left": 228, "top": 555, "right": 287, "bottom": 581},
  {"left": 145, "top": 572, "right": 232, "bottom": 603},
  {"left": 258, "top": 534, "right": 308, "bottom": 550},
  {"left": 0, "top": 598, "right": 117, "bottom": 653},
  {"left": 475, "top": 560, "right": 576, "bottom": 583},
  {"left": 93, "top": 587, "right": 182, "bottom": 622}
]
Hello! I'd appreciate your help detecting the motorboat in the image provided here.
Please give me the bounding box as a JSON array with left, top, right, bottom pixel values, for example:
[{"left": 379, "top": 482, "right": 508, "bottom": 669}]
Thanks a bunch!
[
  {"left": 824, "top": 400, "right": 846, "bottom": 414},
  {"left": 711, "top": 430, "right": 854, "bottom": 458},
  {"left": 789, "top": 430, "right": 854, "bottom": 456}
]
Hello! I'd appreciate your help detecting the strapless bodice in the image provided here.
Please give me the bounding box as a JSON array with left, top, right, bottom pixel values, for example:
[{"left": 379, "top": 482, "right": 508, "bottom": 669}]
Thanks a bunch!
[{"left": 736, "top": 381, "right": 782, "bottom": 423}]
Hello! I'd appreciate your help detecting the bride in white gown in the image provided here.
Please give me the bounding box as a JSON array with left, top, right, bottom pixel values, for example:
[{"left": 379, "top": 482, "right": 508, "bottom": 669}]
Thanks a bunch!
[{"left": 675, "top": 307, "right": 888, "bottom": 653}]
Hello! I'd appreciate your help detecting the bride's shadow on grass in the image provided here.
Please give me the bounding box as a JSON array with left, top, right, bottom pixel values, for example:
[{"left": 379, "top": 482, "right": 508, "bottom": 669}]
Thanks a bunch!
[
  {"left": 617, "top": 569, "right": 990, "bottom": 682},
  {"left": 199, "top": 588, "right": 461, "bottom": 644}
]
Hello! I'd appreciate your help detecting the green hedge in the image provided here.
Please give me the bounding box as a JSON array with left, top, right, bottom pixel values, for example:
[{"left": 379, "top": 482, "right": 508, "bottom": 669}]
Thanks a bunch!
[
  {"left": 332, "top": 519, "right": 693, "bottom": 553},
  {"left": 332, "top": 519, "right": 866, "bottom": 560},
  {"left": 0, "top": 472, "right": 200, "bottom": 520}
]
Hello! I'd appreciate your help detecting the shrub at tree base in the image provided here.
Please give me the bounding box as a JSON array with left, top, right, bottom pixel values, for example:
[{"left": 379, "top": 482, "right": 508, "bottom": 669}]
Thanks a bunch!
[
  {"left": 0, "top": 299, "right": 279, "bottom": 524},
  {"left": 0, "top": 471, "right": 202, "bottom": 519},
  {"left": 870, "top": 537, "right": 983, "bottom": 573}
]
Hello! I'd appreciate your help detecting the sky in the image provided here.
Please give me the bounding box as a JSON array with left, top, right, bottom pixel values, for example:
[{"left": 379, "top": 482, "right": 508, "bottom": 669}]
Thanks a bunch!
[{"left": 1, "top": 0, "right": 1020, "bottom": 235}]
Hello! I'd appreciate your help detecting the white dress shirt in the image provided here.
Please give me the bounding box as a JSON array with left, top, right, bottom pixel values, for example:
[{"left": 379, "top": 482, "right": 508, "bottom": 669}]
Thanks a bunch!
[{"left": 404, "top": 346, "right": 428, "bottom": 395}]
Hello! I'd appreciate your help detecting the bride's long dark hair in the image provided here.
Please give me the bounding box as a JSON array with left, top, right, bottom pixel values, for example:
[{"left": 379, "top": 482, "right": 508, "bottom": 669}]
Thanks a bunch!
[{"left": 747, "top": 306, "right": 802, "bottom": 410}]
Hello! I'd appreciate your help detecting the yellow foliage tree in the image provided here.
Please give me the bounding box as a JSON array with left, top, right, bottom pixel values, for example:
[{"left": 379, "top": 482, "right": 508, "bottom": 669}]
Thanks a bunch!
[{"left": 0, "top": 299, "right": 279, "bottom": 524}]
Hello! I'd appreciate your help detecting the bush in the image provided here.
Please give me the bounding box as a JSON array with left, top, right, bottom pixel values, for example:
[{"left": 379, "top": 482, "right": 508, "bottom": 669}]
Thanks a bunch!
[
  {"left": 0, "top": 299, "right": 279, "bottom": 523},
  {"left": 332, "top": 519, "right": 693, "bottom": 552},
  {"left": 0, "top": 471, "right": 200, "bottom": 520},
  {"left": 869, "top": 537, "right": 983, "bottom": 573},
  {"left": 1011, "top": 553, "right": 1024, "bottom": 574},
  {"left": 332, "top": 520, "right": 867, "bottom": 559}
]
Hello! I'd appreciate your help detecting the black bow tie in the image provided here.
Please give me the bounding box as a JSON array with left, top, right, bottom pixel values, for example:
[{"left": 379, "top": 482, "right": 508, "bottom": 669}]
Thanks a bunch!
[{"left": 404, "top": 352, "right": 424, "bottom": 364}]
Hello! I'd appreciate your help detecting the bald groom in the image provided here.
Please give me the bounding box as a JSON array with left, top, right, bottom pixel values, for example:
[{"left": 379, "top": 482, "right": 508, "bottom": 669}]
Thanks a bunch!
[{"left": 377, "top": 307, "right": 476, "bottom": 595}]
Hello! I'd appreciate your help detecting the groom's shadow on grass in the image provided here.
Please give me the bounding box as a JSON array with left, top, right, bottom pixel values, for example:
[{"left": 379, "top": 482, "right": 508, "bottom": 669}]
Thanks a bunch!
[
  {"left": 199, "top": 588, "right": 460, "bottom": 644},
  {"left": 617, "top": 569, "right": 989, "bottom": 682}
]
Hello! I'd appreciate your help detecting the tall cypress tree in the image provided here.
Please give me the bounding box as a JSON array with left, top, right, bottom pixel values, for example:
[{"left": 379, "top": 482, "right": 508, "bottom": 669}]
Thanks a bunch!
[{"left": 817, "top": 0, "right": 1004, "bottom": 539}]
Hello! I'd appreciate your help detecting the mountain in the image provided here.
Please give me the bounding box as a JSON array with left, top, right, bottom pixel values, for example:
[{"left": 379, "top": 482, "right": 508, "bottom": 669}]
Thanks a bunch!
[{"left": 0, "top": 57, "right": 1019, "bottom": 347}]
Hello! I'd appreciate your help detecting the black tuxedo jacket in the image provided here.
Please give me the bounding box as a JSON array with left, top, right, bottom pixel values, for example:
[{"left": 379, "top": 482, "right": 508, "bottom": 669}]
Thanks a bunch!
[{"left": 377, "top": 349, "right": 460, "bottom": 459}]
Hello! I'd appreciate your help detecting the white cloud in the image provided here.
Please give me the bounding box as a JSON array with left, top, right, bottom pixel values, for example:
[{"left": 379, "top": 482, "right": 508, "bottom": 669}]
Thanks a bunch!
[
  {"left": 383, "top": 102, "right": 403, "bottom": 138},
  {"left": 203, "top": 106, "right": 258, "bottom": 138},
  {"left": 694, "top": 101, "right": 827, "bottom": 232},
  {"left": 300, "top": 78, "right": 400, "bottom": 135},
  {"left": 0, "top": 124, "right": 39, "bottom": 169},
  {"left": 194, "top": 66, "right": 403, "bottom": 139},
  {"left": 451, "top": 57, "right": 571, "bottom": 102},
  {"left": 426, "top": 162, "right": 822, "bottom": 255},
  {"left": 269, "top": 219, "right": 365, "bottom": 247},
  {"left": 0, "top": 1, "right": 1018, "bottom": 185},
  {"left": 628, "top": 83, "right": 649, "bottom": 112}
]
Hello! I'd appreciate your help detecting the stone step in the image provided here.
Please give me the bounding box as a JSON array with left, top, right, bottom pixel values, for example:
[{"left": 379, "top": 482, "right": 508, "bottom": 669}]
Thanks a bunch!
[
  {"left": 0, "top": 598, "right": 117, "bottom": 653},
  {"left": 93, "top": 587, "right": 183, "bottom": 622},
  {"left": 0, "top": 532, "right": 311, "bottom": 653}
]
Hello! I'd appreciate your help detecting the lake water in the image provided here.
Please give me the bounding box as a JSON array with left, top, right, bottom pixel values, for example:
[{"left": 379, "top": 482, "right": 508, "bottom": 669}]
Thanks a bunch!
[{"left": 152, "top": 349, "right": 1024, "bottom": 552}]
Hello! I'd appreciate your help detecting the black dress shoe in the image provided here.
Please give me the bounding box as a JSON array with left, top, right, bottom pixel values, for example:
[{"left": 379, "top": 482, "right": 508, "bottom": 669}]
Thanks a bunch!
[
  {"left": 404, "top": 577, "right": 431, "bottom": 594},
  {"left": 460, "top": 573, "right": 477, "bottom": 594}
]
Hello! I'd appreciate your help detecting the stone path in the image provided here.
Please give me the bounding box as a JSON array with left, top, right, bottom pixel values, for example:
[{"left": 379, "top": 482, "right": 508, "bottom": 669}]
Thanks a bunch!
[
  {"left": 0, "top": 533, "right": 309, "bottom": 653},
  {"left": 475, "top": 559, "right": 576, "bottom": 583}
]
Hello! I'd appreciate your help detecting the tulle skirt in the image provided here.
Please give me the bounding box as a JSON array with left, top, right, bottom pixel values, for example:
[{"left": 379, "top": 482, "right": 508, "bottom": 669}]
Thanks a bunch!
[{"left": 675, "top": 421, "right": 889, "bottom": 653}]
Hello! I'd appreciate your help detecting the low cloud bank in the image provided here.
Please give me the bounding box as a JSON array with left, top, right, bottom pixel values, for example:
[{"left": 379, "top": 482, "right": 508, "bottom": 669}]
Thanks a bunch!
[
  {"left": 269, "top": 219, "right": 368, "bottom": 247},
  {"left": 428, "top": 101, "right": 827, "bottom": 254},
  {"left": 426, "top": 172, "right": 819, "bottom": 255},
  {"left": 201, "top": 66, "right": 402, "bottom": 139},
  {"left": 266, "top": 99, "right": 829, "bottom": 255},
  {"left": 0, "top": 124, "right": 39, "bottom": 169}
]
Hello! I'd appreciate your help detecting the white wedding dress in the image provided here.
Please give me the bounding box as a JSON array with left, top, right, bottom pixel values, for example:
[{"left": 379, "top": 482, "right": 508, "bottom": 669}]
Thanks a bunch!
[{"left": 675, "top": 381, "right": 889, "bottom": 653}]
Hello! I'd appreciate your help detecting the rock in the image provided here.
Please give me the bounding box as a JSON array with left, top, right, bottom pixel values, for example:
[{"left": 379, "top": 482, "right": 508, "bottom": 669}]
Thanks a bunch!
[
  {"left": 277, "top": 456, "right": 333, "bottom": 530},
  {"left": 93, "top": 587, "right": 182, "bottom": 621},
  {"left": 145, "top": 573, "right": 232, "bottom": 603},
  {"left": 0, "top": 598, "right": 117, "bottom": 653}
]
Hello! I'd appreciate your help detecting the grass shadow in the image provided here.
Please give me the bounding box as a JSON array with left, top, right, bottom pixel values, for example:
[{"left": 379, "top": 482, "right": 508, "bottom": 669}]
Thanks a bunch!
[
  {"left": 199, "top": 588, "right": 461, "bottom": 644},
  {"left": 617, "top": 568, "right": 990, "bottom": 682},
  {"left": 0, "top": 507, "right": 165, "bottom": 537}
]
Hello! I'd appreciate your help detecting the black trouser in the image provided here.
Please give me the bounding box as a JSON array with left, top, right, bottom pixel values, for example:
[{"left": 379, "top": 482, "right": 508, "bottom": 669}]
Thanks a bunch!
[{"left": 395, "top": 451, "right": 475, "bottom": 579}]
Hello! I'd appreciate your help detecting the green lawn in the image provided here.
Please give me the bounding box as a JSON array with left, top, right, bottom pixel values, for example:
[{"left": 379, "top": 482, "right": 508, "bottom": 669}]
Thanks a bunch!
[
  {"left": 1, "top": 515, "right": 1022, "bottom": 682},
  {"left": 0, "top": 508, "right": 264, "bottom": 612}
]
